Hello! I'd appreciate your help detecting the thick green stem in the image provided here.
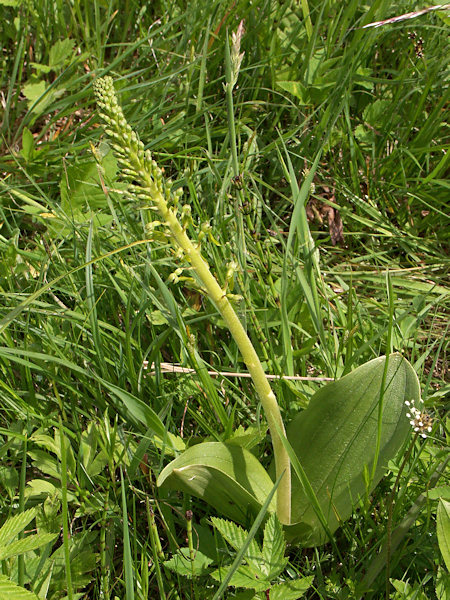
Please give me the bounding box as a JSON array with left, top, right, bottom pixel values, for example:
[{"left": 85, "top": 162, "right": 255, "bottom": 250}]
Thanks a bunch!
[{"left": 149, "top": 183, "right": 291, "bottom": 524}]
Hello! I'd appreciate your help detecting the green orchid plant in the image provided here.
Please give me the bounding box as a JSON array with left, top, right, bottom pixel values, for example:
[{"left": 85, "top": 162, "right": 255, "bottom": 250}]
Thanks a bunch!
[{"left": 93, "top": 75, "right": 421, "bottom": 546}]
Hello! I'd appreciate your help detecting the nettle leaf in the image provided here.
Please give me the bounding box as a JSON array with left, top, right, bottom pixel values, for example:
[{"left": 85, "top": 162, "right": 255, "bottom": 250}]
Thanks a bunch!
[
  {"left": 269, "top": 575, "right": 314, "bottom": 600},
  {"left": 0, "top": 532, "right": 58, "bottom": 560},
  {"left": 163, "top": 548, "right": 213, "bottom": 578},
  {"left": 211, "top": 517, "right": 264, "bottom": 577},
  {"left": 0, "top": 507, "right": 37, "bottom": 546},
  {"left": 210, "top": 564, "right": 269, "bottom": 592},
  {"left": 262, "top": 514, "right": 287, "bottom": 579},
  {"left": 437, "top": 499, "right": 450, "bottom": 571},
  {"left": 28, "top": 449, "right": 61, "bottom": 479},
  {"left": 227, "top": 424, "right": 266, "bottom": 450},
  {"left": 157, "top": 442, "right": 276, "bottom": 523},
  {"left": 285, "top": 353, "right": 420, "bottom": 545},
  {"left": 48, "top": 39, "right": 75, "bottom": 69},
  {"left": 0, "top": 576, "right": 39, "bottom": 600},
  {"left": 22, "top": 79, "right": 66, "bottom": 114}
]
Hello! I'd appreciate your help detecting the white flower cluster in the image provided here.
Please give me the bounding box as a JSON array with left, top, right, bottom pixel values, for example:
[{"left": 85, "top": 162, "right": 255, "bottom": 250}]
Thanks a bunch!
[{"left": 405, "top": 400, "right": 433, "bottom": 439}]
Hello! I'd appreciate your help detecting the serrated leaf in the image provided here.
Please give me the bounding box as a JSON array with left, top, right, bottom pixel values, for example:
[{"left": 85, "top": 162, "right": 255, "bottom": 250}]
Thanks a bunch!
[
  {"left": 78, "top": 424, "right": 108, "bottom": 478},
  {"left": 269, "top": 575, "right": 314, "bottom": 600},
  {"left": 211, "top": 517, "right": 264, "bottom": 576},
  {"left": 22, "top": 80, "right": 46, "bottom": 105},
  {"left": 428, "top": 486, "right": 450, "bottom": 501},
  {"left": 30, "top": 433, "right": 61, "bottom": 457},
  {"left": 48, "top": 39, "right": 75, "bottom": 69},
  {"left": 29, "top": 449, "right": 61, "bottom": 479},
  {"left": 285, "top": 354, "right": 420, "bottom": 545},
  {"left": 157, "top": 442, "right": 276, "bottom": 523},
  {"left": 437, "top": 499, "right": 450, "bottom": 571},
  {"left": 354, "top": 124, "right": 373, "bottom": 145},
  {"left": 22, "top": 80, "right": 65, "bottom": 114},
  {"left": 0, "top": 507, "right": 37, "bottom": 546},
  {"left": 262, "top": 514, "right": 287, "bottom": 579},
  {"left": 163, "top": 547, "right": 212, "bottom": 578},
  {"left": 227, "top": 425, "right": 266, "bottom": 450},
  {"left": 0, "top": 575, "right": 39, "bottom": 599},
  {"left": 210, "top": 564, "right": 269, "bottom": 592},
  {"left": 0, "top": 532, "right": 58, "bottom": 560},
  {"left": 46, "top": 531, "right": 98, "bottom": 586}
]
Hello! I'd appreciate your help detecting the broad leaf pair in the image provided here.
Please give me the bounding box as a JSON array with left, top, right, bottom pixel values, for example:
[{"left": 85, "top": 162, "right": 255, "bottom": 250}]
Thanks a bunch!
[{"left": 158, "top": 353, "right": 420, "bottom": 545}]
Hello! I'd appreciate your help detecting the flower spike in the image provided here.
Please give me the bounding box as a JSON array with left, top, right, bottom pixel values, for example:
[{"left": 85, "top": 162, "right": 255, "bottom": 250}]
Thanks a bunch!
[{"left": 93, "top": 76, "right": 292, "bottom": 524}]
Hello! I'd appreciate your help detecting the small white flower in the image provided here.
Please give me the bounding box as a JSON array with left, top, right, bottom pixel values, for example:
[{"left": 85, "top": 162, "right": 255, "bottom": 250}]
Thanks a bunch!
[{"left": 406, "top": 402, "right": 433, "bottom": 439}]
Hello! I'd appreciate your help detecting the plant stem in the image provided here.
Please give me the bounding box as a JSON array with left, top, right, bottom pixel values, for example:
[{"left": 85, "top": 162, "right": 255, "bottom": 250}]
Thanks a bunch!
[{"left": 149, "top": 184, "right": 291, "bottom": 523}]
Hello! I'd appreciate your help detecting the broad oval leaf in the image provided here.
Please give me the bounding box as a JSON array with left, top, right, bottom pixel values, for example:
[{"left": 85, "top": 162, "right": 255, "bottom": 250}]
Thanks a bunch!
[
  {"left": 157, "top": 442, "right": 275, "bottom": 523},
  {"left": 285, "top": 353, "right": 420, "bottom": 545}
]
